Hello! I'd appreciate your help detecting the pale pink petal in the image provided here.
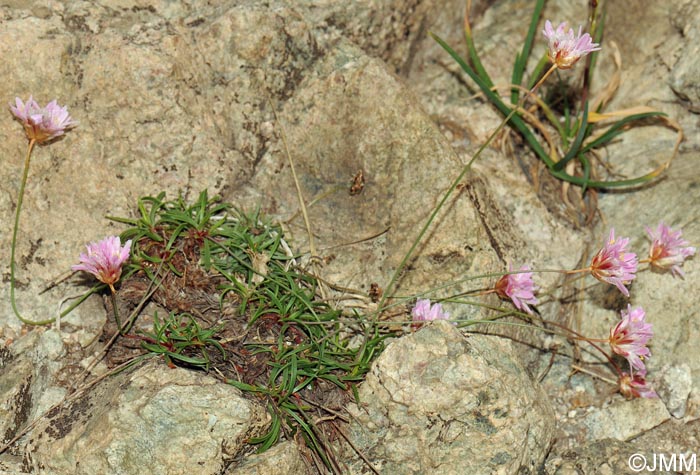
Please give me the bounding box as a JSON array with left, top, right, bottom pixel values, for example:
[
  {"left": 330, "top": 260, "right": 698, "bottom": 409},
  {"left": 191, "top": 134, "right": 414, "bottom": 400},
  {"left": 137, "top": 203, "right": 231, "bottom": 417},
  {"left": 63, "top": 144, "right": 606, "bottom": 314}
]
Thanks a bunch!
[
  {"left": 411, "top": 299, "right": 450, "bottom": 323},
  {"left": 9, "top": 96, "right": 77, "bottom": 143},
  {"left": 609, "top": 305, "right": 653, "bottom": 373},
  {"left": 72, "top": 236, "right": 132, "bottom": 287},
  {"left": 590, "top": 228, "right": 638, "bottom": 297},
  {"left": 646, "top": 222, "right": 696, "bottom": 278},
  {"left": 542, "top": 20, "right": 600, "bottom": 69},
  {"left": 494, "top": 264, "right": 539, "bottom": 314}
]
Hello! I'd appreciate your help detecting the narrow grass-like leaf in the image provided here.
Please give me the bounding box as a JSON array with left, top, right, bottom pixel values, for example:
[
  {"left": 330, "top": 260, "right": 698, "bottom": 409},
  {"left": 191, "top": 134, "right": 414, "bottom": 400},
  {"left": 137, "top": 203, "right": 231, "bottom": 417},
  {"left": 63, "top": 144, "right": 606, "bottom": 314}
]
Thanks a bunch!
[
  {"left": 431, "top": 32, "right": 552, "bottom": 167},
  {"left": 105, "top": 215, "right": 139, "bottom": 226},
  {"left": 549, "top": 168, "right": 659, "bottom": 188},
  {"left": 282, "top": 404, "right": 329, "bottom": 468},
  {"left": 110, "top": 191, "right": 383, "bottom": 467},
  {"left": 164, "top": 351, "right": 208, "bottom": 366},
  {"left": 554, "top": 102, "right": 589, "bottom": 171},
  {"left": 580, "top": 112, "right": 667, "bottom": 153},
  {"left": 463, "top": 12, "right": 493, "bottom": 88},
  {"left": 248, "top": 407, "right": 281, "bottom": 452},
  {"left": 511, "top": 0, "right": 545, "bottom": 104},
  {"left": 227, "top": 380, "right": 268, "bottom": 393}
]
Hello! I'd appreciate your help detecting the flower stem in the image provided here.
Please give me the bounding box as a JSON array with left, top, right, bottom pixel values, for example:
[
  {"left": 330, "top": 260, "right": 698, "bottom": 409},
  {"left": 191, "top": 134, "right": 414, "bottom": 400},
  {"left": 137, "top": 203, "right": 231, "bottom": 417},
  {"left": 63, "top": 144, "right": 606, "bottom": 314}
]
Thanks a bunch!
[
  {"left": 378, "top": 64, "right": 558, "bottom": 313},
  {"left": 537, "top": 317, "right": 622, "bottom": 375},
  {"left": 468, "top": 288, "right": 497, "bottom": 297},
  {"left": 570, "top": 364, "right": 618, "bottom": 386},
  {"left": 109, "top": 285, "right": 125, "bottom": 335},
  {"left": 10, "top": 139, "right": 56, "bottom": 326},
  {"left": 561, "top": 267, "right": 592, "bottom": 275}
]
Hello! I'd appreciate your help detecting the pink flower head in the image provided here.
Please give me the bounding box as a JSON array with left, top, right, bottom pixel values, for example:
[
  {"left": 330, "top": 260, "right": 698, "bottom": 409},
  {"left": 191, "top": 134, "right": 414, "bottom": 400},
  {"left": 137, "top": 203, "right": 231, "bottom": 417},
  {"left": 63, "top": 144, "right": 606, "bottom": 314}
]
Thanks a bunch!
[
  {"left": 494, "top": 264, "right": 538, "bottom": 315},
  {"left": 411, "top": 299, "right": 450, "bottom": 323},
  {"left": 609, "top": 305, "right": 652, "bottom": 373},
  {"left": 619, "top": 369, "right": 657, "bottom": 399},
  {"left": 72, "top": 236, "right": 132, "bottom": 291},
  {"left": 542, "top": 20, "right": 601, "bottom": 70},
  {"left": 646, "top": 222, "right": 696, "bottom": 278},
  {"left": 590, "top": 228, "right": 638, "bottom": 297},
  {"left": 10, "top": 96, "right": 77, "bottom": 143}
]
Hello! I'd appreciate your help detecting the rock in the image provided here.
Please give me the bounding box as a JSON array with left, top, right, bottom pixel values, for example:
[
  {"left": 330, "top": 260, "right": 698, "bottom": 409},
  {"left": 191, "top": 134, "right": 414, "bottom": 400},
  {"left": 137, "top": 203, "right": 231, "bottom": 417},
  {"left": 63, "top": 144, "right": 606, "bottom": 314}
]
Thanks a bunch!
[
  {"left": 633, "top": 417, "right": 700, "bottom": 461},
  {"left": 656, "top": 364, "right": 693, "bottom": 419},
  {"left": 0, "top": 330, "right": 67, "bottom": 449},
  {"left": 54, "top": 294, "right": 107, "bottom": 352},
  {"left": 245, "top": 45, "right": 502, "bottom": 307},
  {"left": 0, "top": 453, "right": 29, "bottom": 475},
  {"left": 580, "top": 397, "right": 670, "bottom": 442},
  {"left": 23, "top": 359, "right": 268, "bottom": 475},
  {"left": 226, "top": 440, "right": 310, "bottom": 475},
  {"left": 1, "top": 0, "right": 699, "bottom": 472},
  {"left": 343, "top": 321, "right": 555, "bottom": 474},
  {"left": 547, "top": 418, "right": 700, "bottom": 474},
  {"left": 545, "top": 438, "right": 675, "bottom": 475},
  {"left": 0, "top": 336, "right": 36, "bottom": 450},
  {"left": 669, "top": 1, "right": 700, "bottom": 112},
  {"left": 293, "top": 0, "right": 445, "bottom": 75}
]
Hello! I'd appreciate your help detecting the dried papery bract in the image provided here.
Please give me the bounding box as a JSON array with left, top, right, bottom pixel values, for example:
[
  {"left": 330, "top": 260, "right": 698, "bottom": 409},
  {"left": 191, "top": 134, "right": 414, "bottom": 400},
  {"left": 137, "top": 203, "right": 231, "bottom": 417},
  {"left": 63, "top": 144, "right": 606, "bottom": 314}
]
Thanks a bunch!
[{"left": 619, "top": 369, "right": 657, "bottom": 399}]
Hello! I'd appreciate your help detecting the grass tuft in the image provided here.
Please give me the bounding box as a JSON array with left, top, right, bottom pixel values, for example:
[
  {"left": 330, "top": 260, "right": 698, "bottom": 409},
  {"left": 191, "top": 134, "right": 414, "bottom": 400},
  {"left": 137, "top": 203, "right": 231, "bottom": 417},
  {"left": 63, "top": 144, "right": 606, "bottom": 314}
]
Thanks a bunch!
[{"left": 108, "top": 190, "right": 388, "bottom": 471}]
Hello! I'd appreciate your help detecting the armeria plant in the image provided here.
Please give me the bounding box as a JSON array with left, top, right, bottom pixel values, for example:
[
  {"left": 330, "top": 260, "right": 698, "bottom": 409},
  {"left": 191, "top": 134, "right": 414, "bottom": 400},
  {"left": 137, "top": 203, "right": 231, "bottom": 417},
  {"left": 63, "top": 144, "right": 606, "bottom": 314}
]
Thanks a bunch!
[
  {"left": 7, "top": 97, "right": 93, "bottom": 326},
  {"left": 379, "top": 12, "right": 610, "bottom": 315},
  {"left": 72, "top": 236, "right": 132, "bottom": 334},
  {"left": 3, "top": 6, "right": 694, "bottom": 472},
  {"left": 105, "top": 190, "right": 386, "bottom": 469},
  {"left": 8, "top": 96, "right": 134, "bottom": 333},
  {"left": 381, "top": 5, "right": 694, "bottom": 400},
  {"left": 430, "top": 0, "right": 680, "bottom": 192},
  {"left": 5, "top": 92, "right": 382, "bottom": 468},
  {"left": 410, "top": 222, "right": 695, "bottom": 398}
]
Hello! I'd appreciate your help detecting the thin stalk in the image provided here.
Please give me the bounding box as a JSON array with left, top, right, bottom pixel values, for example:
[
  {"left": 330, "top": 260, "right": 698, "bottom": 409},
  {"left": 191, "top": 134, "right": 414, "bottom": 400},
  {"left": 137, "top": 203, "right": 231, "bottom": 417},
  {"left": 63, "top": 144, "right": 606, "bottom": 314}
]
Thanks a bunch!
[
  {"left": 74, "top": 263, "right": 166, "bottom": 389},
  {"left": 462, "top": 312, "right": 623, "bottom": 377},
  {"left": 10, "top": 139, "right": 55, "bottom": 325},
  {"left": 268, "top": 98, "right": 327, "bottom": 301},
  {"left": 378, "top": 65, "right": 558, "bottom": 312},
  {"left": 109, "top": 286, "right": 124, "bottom": 335},
  {"left": 10, "top": 139, "right": 90, "bottom": 325},
  {"left": 570, "top": 364, "right": 617, "bottom": 385},
  {"left": 536, "top": 317, "right": 621, "bottom": 374}
]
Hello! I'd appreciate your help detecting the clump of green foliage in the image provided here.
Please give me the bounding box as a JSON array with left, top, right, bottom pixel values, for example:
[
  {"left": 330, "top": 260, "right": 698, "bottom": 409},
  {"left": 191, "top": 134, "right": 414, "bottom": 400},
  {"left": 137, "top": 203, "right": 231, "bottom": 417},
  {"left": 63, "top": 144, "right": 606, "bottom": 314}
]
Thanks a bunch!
[
  {"left": 109, "top": 190, "right": 386, "bottom": 471},
  {"left": 139, "top": 312, "right": 225, "bottom": 369},
  {"left": 431, "top": 0, "right": 677, "bottom": 191}
]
